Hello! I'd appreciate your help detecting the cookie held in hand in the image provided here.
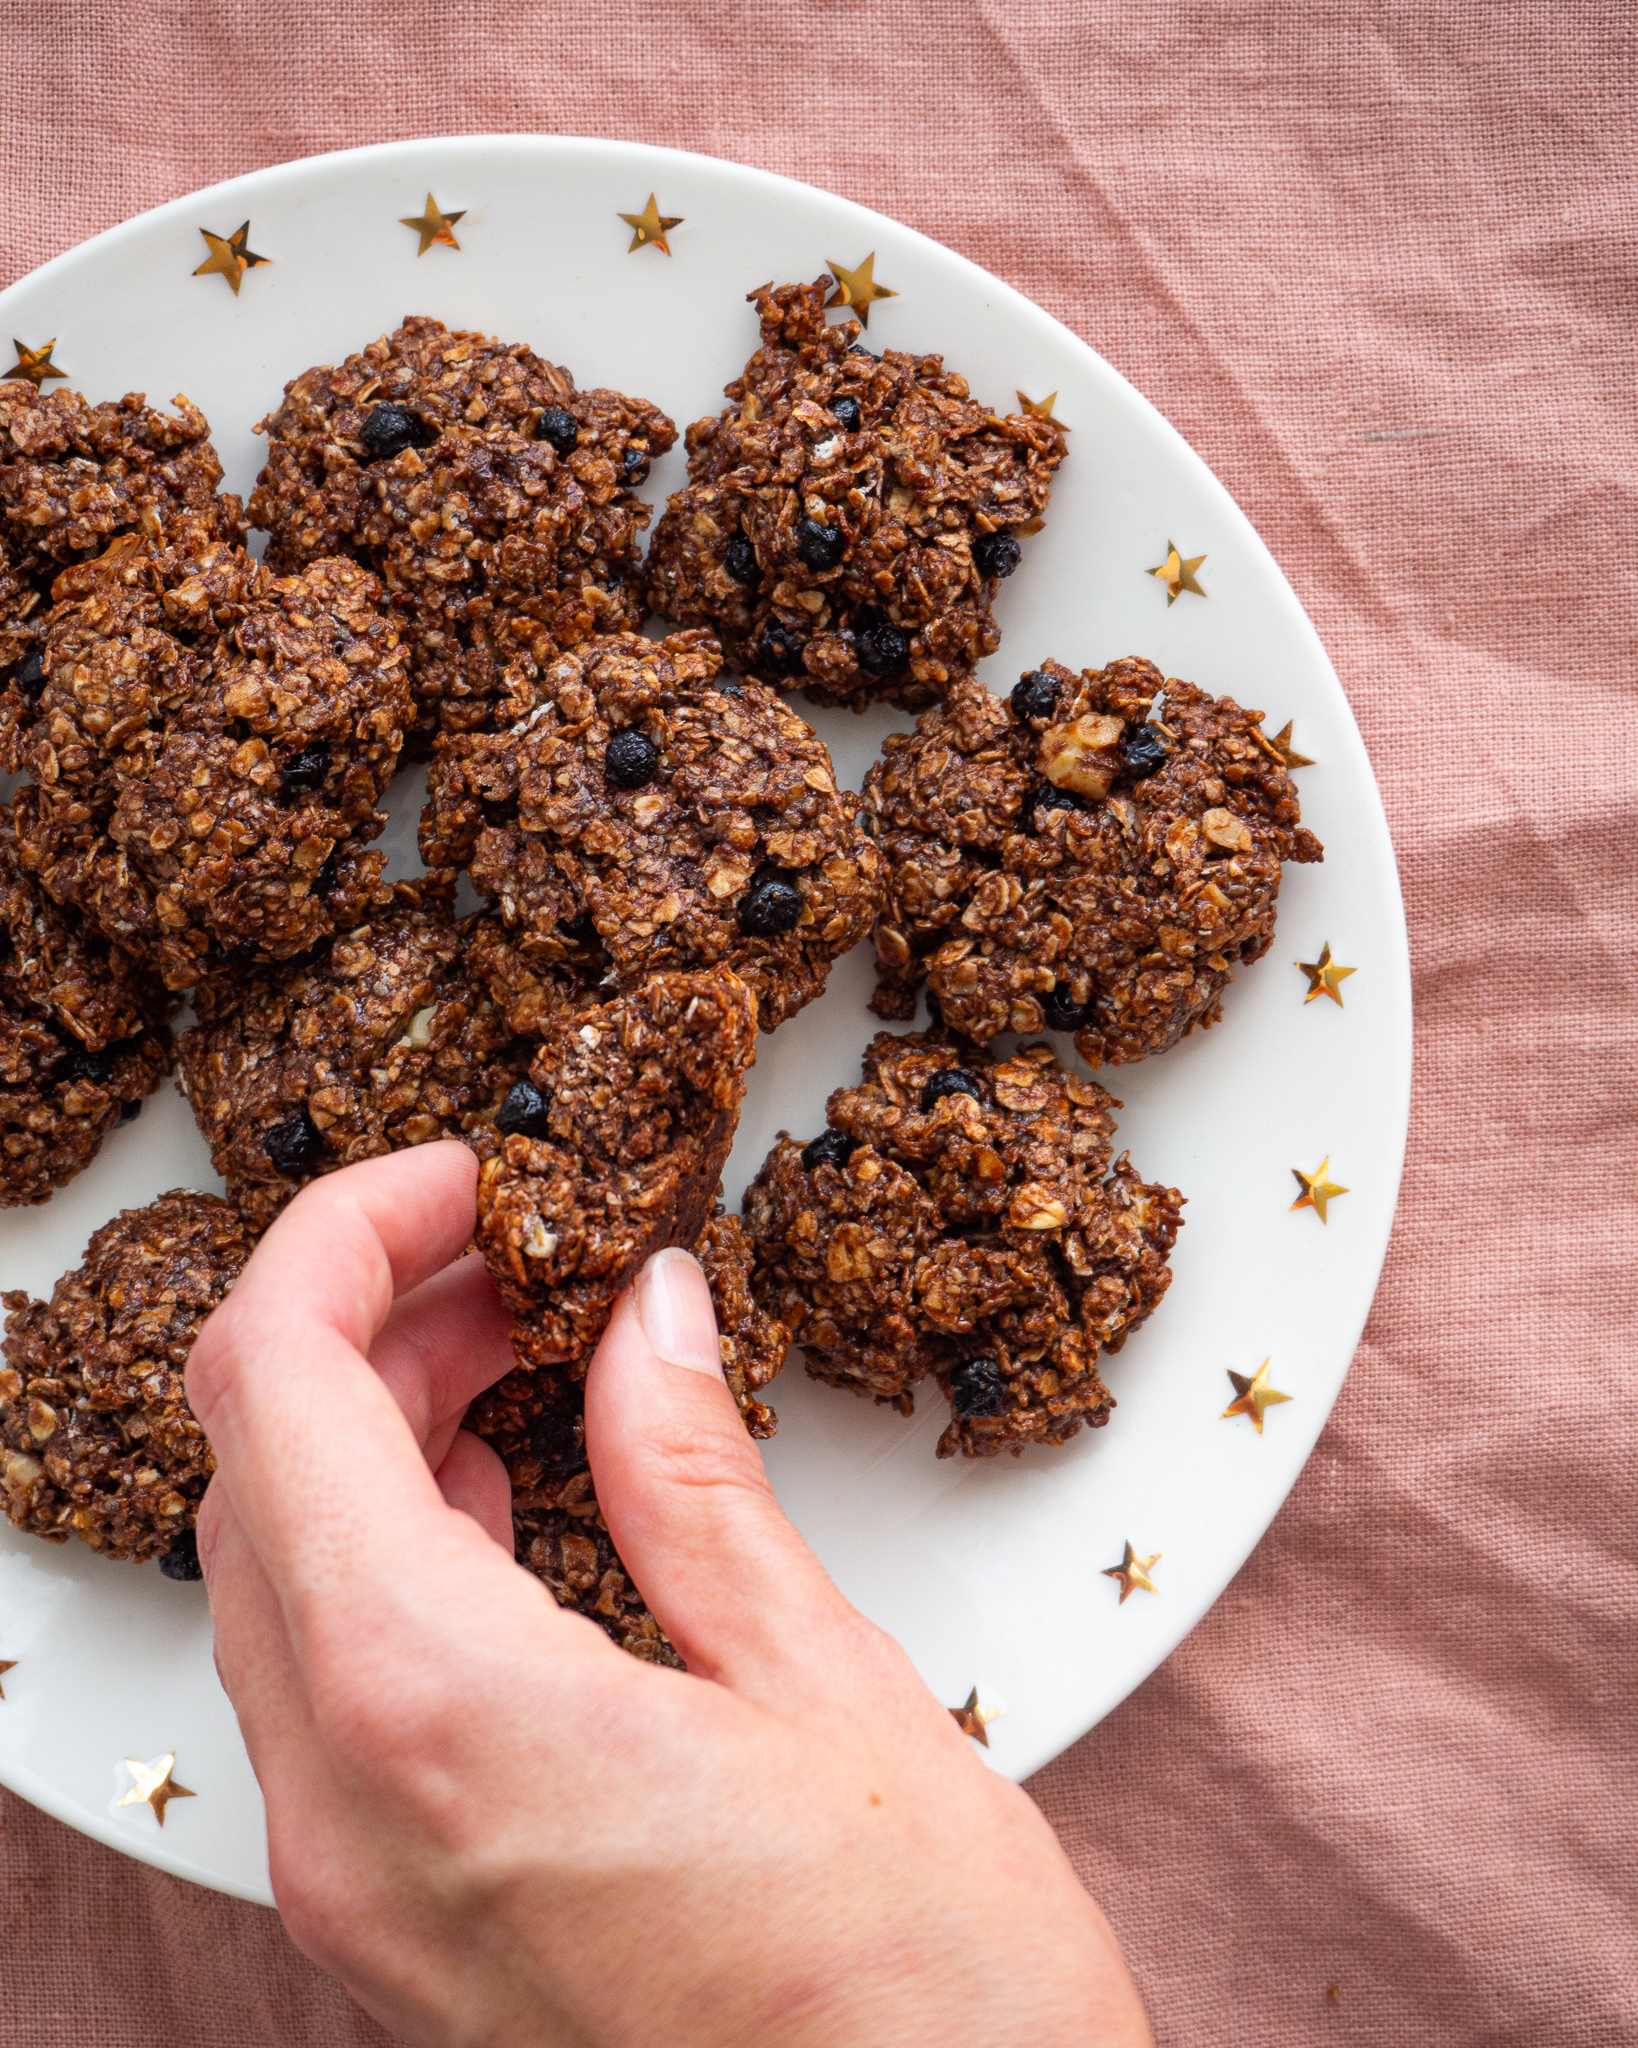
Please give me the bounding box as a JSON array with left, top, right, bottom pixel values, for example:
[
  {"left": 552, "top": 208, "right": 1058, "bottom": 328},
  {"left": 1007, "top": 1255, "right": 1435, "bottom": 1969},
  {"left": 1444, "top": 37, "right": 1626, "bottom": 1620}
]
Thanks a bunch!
[
  {"left": 469, "top": 1208, "right": 788, "bottom": 1665},
  {"left": 478, "top": 966, "right": 759, "bottom": 1373}
]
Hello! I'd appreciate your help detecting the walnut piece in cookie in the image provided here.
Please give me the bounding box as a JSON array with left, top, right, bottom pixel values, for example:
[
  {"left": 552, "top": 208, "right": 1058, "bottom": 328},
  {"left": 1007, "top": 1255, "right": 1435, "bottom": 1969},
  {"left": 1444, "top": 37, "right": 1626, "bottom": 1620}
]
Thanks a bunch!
[
  {"left": 468, "top": 1208, "right": 786, "bottom": 1663},
  {"left": 0, "top": 379, "right": 243, "bottom": 714},
  {"left": 0, "top": 797, "right": 174, "bottom": 1205},
  {"left": 743, "top": 1029, "right": 1183, "bottom": 1458},
  {"left": 644, "top": 277, "right": 1067, "bottom": 711},
  {"left": 864, "top": 658, "right": 1325, "bottom": 1065},
  {"left": 0, "top": 1191, "right": 253, "bottom": 1563},
  {"left": 6, "top": 521, "right": 412, "bottom": 989},
  {"left": 249, "top": 315, "right": 677, "bottom": 741},
  {"left": 421, "top": 629, "right": 882, "bottom": 1033},
  {"left": 478, "top": 966, "right": 758, "bottom": 1373},
  {"left": 179, "top": 882, "right": 555, "bottom": 1232}
]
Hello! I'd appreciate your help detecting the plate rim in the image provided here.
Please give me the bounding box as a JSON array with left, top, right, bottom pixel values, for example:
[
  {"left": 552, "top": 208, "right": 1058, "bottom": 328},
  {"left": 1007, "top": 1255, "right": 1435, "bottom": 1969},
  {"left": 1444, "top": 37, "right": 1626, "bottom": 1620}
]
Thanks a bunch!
[{"left": 0, "top": 129, "right": 1413, "bottom": 1897}]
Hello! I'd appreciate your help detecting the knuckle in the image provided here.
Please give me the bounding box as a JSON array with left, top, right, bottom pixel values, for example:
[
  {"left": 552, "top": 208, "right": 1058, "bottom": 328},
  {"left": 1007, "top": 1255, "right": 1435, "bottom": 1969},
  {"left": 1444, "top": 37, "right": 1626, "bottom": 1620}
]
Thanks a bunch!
[
  {"left": 309, "top": 1669, "right": 413, "bottom": 1765},
  {"left": 270, "top": 1863, "right": 362, "bottom": 1984},
  {"left": 180, "top": 1300, "right": 246, "bottom": 1424},
  {"left": 307, "top": 1657, "right": 465, "bottom": 1808},
  {"left": 192, "top": 1482, "right": 224, "bottom": 1567},
  {"left": 268, "top": 1857, "right": 332, "bottom": 1965},
  {"left": 638, "top": 1409, "right": 771, "bottom": 1503}
]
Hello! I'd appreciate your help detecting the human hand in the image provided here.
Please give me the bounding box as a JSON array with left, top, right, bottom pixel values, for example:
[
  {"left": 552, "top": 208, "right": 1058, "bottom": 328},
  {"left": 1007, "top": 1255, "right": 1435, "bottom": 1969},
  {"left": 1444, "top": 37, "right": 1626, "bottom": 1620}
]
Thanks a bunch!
[{"left": 187, "top": 1142, "right": 1150, "bottom": 2047}]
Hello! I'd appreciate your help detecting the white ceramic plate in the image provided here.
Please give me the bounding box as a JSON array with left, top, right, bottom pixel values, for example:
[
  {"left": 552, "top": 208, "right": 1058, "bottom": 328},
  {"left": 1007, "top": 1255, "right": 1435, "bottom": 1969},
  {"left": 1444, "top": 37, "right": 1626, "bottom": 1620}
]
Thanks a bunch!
[{"left": 0, "top": 136, "right": 1410, "bottom": 1903}]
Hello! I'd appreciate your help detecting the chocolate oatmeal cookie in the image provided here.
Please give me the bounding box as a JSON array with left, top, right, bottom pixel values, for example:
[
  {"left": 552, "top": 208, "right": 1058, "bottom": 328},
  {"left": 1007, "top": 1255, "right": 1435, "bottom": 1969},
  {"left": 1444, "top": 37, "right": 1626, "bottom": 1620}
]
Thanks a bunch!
[
  {"left": 1, "top": 798, "right": 173, "bottom": 1204},
  {"left": 5, "top": 519, "right": 412, "bottom": 989},
  {"left": 694, "top": 1207, "right": 789, "bottom": 1439},
  {"left": 0, "top": 382, "right": 239, "bottom": 566},
  {"left": 0, "top": 379, "right": 242, "bottom": 709},
  {"left": 478, "top": 966, "right": 758, "bottom": 1373},
  {"left": 420, "top": 629, "right": 882, "bottom": 1033},
  {"left": 0, "top": 526, "right": 48, "bottom": 720},
  {"left": 0, "top": 1008, "right": 170, "bottom": 1209},
  {"left": 179, "top": 882, "right": 554, "bottom": 1231},
  {"left": 644, "top": 278, "right": 1067, "bottom": 711},
  {"left": 743, "top": 1030, "right": 1183, "bottom": 1458},
  {"left": 865, "top": 659, "right": 1325, "bottom": 1065},
  {"left": 0, "top": 795, "right": 173, "bottom": 1054},
  {"left": 249, "top": 316, "right": 676, "bottom": 740},
  {"left": 469, "top": 1207, "right": 786, "bottom": 1664},
  {"left": 0, "top": 514, "right": 264, "bottom": 789},
  {"left": 0, "top": 1191, "right": 253, "bottom": 1564},
  {"left": 486, "top": 1394, "right": 680, "bottom": 1664}
]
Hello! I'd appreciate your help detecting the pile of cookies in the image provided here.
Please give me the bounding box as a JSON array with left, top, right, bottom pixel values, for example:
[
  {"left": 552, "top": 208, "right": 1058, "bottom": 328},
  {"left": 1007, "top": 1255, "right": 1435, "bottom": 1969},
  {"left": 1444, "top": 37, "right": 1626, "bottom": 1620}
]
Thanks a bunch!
[{"left": 0, "top": 282, "right": 1320, "bottom": 1663}]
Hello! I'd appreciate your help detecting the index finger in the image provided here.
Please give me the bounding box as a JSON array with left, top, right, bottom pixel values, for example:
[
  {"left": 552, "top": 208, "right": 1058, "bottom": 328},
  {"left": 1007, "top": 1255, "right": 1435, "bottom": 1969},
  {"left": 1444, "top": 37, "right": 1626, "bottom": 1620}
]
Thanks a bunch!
[{"left": 187, "top": 1144, "right": 551, "bottom": 1652}]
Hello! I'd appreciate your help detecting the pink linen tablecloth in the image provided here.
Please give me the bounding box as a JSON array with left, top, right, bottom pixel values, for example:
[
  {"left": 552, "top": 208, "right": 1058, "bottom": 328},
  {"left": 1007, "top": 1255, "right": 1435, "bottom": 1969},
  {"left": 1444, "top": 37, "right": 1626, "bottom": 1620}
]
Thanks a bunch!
[{"left": 2, "top": 4, "right": 1634, "bottom": 2042}]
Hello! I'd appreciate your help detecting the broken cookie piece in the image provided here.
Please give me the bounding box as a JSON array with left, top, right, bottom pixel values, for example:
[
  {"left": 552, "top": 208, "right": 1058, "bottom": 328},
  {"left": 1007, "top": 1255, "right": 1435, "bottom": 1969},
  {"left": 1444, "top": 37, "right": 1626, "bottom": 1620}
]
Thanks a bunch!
[
  {"left": 743, "top": 1029, "right": 1182, "bottom": 1457},
  {"left": 478, "top": 966, "right": 759, "bottom": 1373},
  {"left": 0, "top": 1191, "right": 253, "bottom": 1560},
  {"left": 694, "top": 1207, "right": 788, "bottom": 1440},
  {"left": 864, "top": 658, "right": 1324, "bottom": 1064},
  {"left": 644, "top": 278, "right": 1066, "bottom": 711}
]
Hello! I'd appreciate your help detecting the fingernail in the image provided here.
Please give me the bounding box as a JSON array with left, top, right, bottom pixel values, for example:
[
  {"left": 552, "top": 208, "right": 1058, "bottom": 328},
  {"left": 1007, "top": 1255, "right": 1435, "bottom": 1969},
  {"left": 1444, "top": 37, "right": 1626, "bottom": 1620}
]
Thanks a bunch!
[{"left": 635, "top": 1248, "right": 724, "bottom": 1378}]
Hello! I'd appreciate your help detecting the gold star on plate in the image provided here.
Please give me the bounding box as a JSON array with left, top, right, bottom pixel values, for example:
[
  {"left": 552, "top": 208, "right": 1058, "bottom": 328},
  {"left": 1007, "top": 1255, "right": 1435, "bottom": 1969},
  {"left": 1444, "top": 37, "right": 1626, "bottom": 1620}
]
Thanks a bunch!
[
  {"left": 1146, "top": 542, "right": 1206, "bottom": 604},
  {"left": 1265, "top": 720, "right": 1314, "bottom": 769},
  {"left": 0, "top": 1659, "right": 15, "bottom": 1698},
  {"left": 619, "top": 194, "right": 682, "bottom": 256},
  {"left": 1222, "top": 1360, "right": 1293, "bottom": 1434},
  {"left": 1017, "top": 389, "right": 1069, "bottom": 429},
  {"left": 1297, "top": 941, "right": 1356, "bottom": 1008},
  {"left": 399, "top": 193, "right": 466, "bottom": 256},
  {"left": 949, "top": 1687, "right": 1003, "bottom": 1747},
  {"left": 825, "top": 253, "right": 897, "bottom": 327},
  {"left": 1103, "top": 1541, "right": 1162, "bottom": 1604},
  {"left": 5, "top": 339, "right": 67, "bottom": 388},
  {"left": 193, "top": 223, "right": 269, "bottom": 296},
  {"left": 1291, "top": 1158, "right": 1348, "bottom": 1224},
  {"left": 118, "top": 1752, "right": 195, "bottom": 1826}
]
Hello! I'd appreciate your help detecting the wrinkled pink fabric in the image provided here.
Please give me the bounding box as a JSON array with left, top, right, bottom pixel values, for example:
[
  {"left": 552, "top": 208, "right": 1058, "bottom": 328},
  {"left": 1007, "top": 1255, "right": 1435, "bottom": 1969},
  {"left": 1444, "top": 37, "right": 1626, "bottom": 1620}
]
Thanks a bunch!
[{"left": 2, "top": 5, "right": 1634, "bottom": 2043}]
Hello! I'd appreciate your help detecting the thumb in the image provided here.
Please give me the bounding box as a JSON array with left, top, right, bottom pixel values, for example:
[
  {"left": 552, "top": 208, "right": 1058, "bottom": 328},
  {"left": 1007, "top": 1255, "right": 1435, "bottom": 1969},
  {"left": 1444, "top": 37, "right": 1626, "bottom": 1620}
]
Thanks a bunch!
[{"left": 583, "top": 1249, "right": 856, "bottom": 1694}]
